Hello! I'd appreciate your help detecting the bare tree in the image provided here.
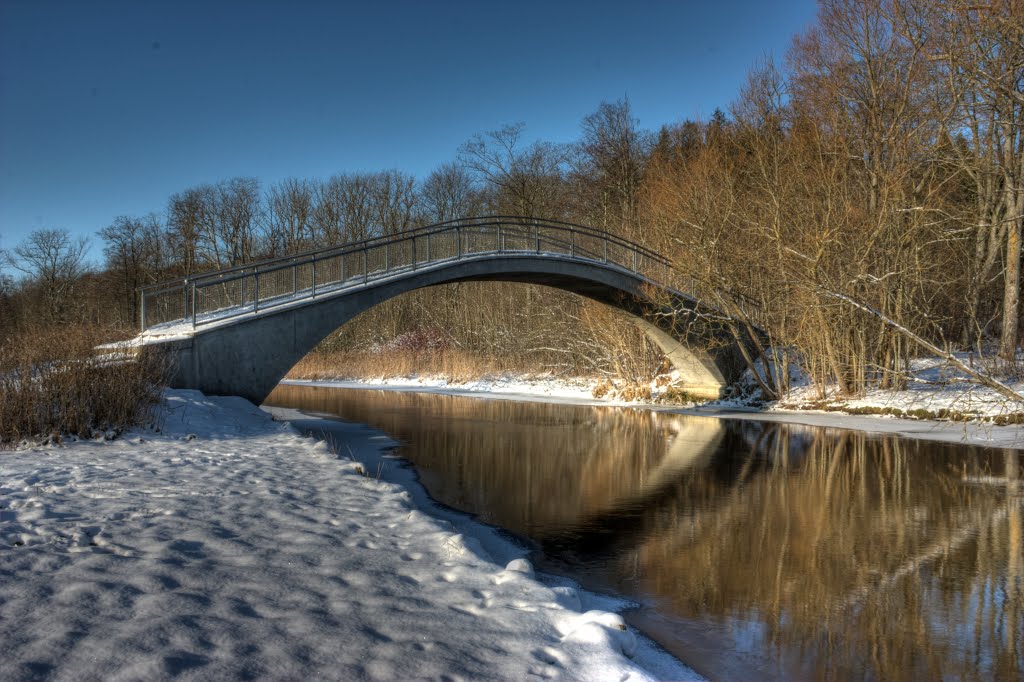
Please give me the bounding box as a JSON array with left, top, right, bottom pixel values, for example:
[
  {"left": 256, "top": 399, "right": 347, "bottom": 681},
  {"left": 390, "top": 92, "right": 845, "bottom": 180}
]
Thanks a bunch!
[
  {"left": 3, "top": 229, "right": 90, "bottom": 323},
  {"left": 167, "top": 186, "right": 210, "bottom": 275},
  {"left": 370, "top": 170, "right": 417, "bottom": 235},
  {"left": 216, "top": 177, "right": 261, "bottom": 266},
  {"left": 0, "top": 248, "right": 13, "bottom": 335},
  {"left": 310, "top": 173, "right": 376, "bottom": 245},
  {"left": 263, "top": 178, "right": 314, "bottom": 256},
  {"left": 459, "top": 123, "right": 570, "bottom": 217},
  {"left": 168, "top": 178, "right": 261, "bottom": 269},
  {"left": 420, "top": 162, "right": 481, "bottom": 223},
  {"left": 573, "top": 98, "right": 652, "bottom": 234},
  {"left": 98, "top": 214, "right": 165, "bottom": 326},
  {"left": 933, "top": 0, "right": 1024, "bottom": 359}
]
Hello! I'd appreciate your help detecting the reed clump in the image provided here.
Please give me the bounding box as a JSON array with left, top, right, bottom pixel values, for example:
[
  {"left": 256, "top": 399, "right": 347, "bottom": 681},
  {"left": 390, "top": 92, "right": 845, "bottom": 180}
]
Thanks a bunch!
[{"left": 0, "top": 325, "right": 168, "bottom": 448}]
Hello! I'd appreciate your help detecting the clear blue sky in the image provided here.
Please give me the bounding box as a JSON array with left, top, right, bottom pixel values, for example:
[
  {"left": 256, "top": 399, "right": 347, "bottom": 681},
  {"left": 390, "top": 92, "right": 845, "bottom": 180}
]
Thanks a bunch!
[{"left": 0, "top": 0, "right": 817, "bottom": 264}]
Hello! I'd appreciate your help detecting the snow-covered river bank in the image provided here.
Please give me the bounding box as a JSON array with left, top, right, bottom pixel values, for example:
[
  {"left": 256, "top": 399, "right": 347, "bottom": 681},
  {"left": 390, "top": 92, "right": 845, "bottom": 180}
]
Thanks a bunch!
[
  {"left": 0, "top": 389, "right": 697, "bottom": 681},
  {"left": 285, "top": 375, "right": 1024, "bottom": 450}
]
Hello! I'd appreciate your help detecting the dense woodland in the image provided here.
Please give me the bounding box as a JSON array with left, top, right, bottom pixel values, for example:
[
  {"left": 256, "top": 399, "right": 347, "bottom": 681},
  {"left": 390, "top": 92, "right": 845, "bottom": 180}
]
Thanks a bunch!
[{"left": 2, "top": 0, "right": 1022, "bottom": 401}]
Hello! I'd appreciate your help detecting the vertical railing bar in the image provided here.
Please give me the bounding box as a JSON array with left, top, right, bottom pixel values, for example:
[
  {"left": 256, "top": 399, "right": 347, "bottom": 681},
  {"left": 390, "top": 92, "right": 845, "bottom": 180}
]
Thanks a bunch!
[
  {"left": 254, "top": 273, "right": 260, "bottom": 313},
  {"left": 341, "top": 253, "right": 346, "bottom": 283},
  {"left": 570, "top": 227, "right": 575, "bottom": 258},
  {"left": 312, "top": 258, "right": 318, "bottom": 298},
  {"left": 412, "top": 236, "right": 417, "bottom": 270},
  {"left": 363, "top": 249, "right": 368, "bottom": 283},
  {"left": 292, "top": 264, "right": 297, "bottom": 296},
  {"left": 191, "top": 281, "right": 197, "bottom": 328},
  {"left": 140, "top": 288, "right": 148, "bottom": 331},
  {"left": 457, "top": 226, "right": 462, "bottom": 259}
]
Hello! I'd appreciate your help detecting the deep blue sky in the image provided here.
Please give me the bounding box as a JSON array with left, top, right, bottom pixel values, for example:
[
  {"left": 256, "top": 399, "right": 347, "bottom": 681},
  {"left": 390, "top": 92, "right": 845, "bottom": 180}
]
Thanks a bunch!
[{"left": 0, "top": 0, "right": 817, "bottom": 264}]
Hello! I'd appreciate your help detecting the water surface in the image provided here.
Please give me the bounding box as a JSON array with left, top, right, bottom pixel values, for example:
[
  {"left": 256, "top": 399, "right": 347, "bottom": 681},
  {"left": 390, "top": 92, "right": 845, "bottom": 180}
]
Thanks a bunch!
[{"left": 265, "top": 384, "right": 1023, "bottom": 680}]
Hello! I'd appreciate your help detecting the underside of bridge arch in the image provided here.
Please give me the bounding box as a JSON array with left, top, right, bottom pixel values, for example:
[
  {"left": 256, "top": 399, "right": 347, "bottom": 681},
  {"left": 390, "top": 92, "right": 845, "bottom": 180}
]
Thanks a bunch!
[{"left": 165, "top": 256, "right": 749, "bottom": 404}]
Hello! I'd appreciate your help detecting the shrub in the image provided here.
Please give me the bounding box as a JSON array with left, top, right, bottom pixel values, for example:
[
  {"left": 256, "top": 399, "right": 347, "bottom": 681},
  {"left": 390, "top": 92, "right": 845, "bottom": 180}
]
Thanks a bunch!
[
  {"left": 618, "top": 382, "right": 653, "bottom": 402},
  {"left": 0, "top": 325, "right": 168, "bottom": 448},
  {"left": 591, "top": 378, "right": 613, "bottom": 398}
]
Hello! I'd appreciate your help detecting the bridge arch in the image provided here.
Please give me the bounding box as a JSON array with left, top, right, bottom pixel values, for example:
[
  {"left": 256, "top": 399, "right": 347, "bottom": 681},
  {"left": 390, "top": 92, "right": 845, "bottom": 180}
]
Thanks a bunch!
[{"left": 139, "top": 219, "right": 752, "bottom": 403}]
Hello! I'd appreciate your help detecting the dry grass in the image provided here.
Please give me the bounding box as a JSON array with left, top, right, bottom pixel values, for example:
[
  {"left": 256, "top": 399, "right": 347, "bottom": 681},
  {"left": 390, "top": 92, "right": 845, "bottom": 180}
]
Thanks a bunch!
[
  {"left": 0, "top": 325, "right": 168, "bottom": 448},
  {"left": 287, "top": 348, "right": 586, "bottom": 384}
]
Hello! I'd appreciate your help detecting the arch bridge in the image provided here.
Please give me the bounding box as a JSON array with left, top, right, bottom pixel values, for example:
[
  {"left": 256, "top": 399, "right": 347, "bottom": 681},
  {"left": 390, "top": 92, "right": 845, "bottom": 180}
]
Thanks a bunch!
[{"left": 137, "top": 217, "right": 758, "bottom": 404}]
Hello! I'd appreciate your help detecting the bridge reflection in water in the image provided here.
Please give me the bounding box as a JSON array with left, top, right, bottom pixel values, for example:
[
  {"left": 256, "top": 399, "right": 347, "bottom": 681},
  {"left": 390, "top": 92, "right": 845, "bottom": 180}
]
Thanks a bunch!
[{"left": 265, "top": 383, "right": 1023, "bottom": 681}]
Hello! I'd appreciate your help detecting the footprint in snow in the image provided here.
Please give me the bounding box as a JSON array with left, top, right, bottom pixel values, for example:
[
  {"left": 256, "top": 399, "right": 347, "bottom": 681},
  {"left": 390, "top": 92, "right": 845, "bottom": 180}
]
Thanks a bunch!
[{"left": 532, "top": 646, "right": 570, "bottom": 667}]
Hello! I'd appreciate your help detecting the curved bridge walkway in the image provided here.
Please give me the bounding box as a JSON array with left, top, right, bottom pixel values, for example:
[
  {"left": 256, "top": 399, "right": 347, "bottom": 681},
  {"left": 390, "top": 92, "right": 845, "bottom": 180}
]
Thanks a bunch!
[{"left": 138, "top": 217, "right": 752, "bottom": 404}]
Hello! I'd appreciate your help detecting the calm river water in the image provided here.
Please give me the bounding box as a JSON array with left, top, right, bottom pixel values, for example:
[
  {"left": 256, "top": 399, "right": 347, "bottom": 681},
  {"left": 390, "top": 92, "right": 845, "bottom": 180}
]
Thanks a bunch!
[{"left": 264, "top": 384, "right": 1023, "bottom": 680}]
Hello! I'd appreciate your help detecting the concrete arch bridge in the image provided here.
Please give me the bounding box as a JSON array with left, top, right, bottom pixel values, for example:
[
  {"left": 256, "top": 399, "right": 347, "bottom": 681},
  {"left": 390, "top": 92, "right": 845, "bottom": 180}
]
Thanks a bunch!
[{"left": 136, "top": 217, "right": 759, "bottom": 404}]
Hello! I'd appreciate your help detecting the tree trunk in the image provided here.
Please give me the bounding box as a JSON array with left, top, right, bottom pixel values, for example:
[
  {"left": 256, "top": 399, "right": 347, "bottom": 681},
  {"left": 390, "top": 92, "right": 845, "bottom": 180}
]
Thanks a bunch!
[{"left": 1000, "top": 218, "right": 1022, "bottom": 360}]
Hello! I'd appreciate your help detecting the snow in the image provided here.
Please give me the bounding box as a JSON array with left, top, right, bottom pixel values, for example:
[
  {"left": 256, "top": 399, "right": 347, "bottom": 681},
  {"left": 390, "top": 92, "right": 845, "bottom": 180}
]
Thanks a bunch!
[
  {"left": 775, "top": 355, "right": 1024, "bottom": 417},
  {"left": 0, "top": 389, "right": 700, "bottom": 681},
  {"left": 285, "top": 375, "right": 603, "bottom": 405}
]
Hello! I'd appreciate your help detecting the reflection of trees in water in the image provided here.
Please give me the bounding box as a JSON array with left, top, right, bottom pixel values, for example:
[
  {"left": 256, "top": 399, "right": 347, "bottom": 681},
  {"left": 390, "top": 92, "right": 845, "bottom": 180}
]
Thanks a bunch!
[
  {"left": 630, "top": 427, "right": 1023, "bottom": 680},
  {"left": 265, "top": 385, "right": 697, "bottom": 533},
  {"left": 266, "top": 385, "right": 1022, "bottom": 680}
]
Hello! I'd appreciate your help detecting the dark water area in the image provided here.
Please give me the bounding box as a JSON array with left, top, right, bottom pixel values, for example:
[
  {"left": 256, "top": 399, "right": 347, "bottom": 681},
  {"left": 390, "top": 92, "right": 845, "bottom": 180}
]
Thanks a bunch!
[{"left": 264, "top": 384, "right": 1024, "bottom": 681}]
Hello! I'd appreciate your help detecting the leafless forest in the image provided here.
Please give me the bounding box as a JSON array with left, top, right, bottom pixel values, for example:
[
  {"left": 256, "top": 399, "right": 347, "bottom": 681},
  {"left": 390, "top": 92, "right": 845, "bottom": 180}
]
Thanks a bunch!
[{"left": 2, "top": 0, "right": 1022, "bottom": 412}]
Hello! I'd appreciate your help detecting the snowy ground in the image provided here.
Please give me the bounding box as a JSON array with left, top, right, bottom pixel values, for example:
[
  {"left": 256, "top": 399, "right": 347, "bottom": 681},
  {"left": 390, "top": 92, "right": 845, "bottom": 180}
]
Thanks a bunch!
[
  {"left": 0, "top": 390, "right": 698, "bottom": 681},
  {"left": 285, "top": 375, "right": 603, "bottom": 406},
  {"left": 774, "top": 355, "right": 1024, "bottom": 417}
]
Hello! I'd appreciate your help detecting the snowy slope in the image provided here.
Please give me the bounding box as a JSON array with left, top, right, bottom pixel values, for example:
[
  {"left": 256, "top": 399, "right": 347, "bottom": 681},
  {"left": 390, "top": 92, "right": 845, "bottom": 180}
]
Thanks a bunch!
[{"left": 0, "top": 390, "right": 698, "bottom": 681}]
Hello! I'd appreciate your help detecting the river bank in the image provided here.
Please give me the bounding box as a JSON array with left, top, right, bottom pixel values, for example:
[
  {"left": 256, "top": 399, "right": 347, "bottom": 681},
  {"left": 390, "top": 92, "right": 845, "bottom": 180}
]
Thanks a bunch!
[
  {"left": 283, "top": 373, "right": 1024, "bottom": 449},
  {"left": 0, "top": 389, "right": 697, "bottom": 681}
]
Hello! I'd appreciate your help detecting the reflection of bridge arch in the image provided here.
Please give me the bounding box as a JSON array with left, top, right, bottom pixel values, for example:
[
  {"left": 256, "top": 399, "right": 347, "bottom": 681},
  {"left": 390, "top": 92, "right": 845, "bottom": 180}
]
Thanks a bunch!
[{"left": 137, "top": 218, "right": 757, "bottom": 404}]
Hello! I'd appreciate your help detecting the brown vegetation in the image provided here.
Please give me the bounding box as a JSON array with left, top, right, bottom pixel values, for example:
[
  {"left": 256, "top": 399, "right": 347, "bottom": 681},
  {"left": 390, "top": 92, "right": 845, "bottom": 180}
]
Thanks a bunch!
[
  {"left": 288, "top": 348, "right": 539, "bottom": 384},
  {"left": 0, "top": 325, "right": 167, "bottom": 448}
]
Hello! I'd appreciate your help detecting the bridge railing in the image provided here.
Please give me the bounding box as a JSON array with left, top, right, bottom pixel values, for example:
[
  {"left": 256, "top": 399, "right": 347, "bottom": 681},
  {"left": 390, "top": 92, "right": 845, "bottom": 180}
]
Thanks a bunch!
[{"left": 138, "top": 217, "right": 676, "bottom": 331}]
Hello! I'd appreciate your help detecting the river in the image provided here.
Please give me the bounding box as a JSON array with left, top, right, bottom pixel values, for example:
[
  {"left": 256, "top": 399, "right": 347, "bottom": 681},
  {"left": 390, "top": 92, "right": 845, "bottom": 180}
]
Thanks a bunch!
[{"left": 264, "top": 383, "right": 1023, "bottom": 680}]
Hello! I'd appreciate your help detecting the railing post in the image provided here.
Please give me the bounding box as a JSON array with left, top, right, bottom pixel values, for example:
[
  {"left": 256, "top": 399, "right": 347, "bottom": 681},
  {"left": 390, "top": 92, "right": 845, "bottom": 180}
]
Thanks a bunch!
[
  {"left": 603, "top": 239, "right": 608, "bottom": 263},
  {"left": 632, "top": 249, "right": 637, "bottom": 272},
  {"left": 182, "top": 281, "right": 188, "bottom": 323},
  {"left": 340, "top": 253, "right": 346, "bottom": 283},
  {"left": 535, "top": 223, "right": 540, "bottom": 253},
  {"left": 385, "top": 242, "right": 390, "bottom": 271},
  {"left": 412, "top": 236, "right": 417, "bottom": 270},
  {"left": 427, "top": 232, "right": 432, "bottom": 262},
  {"left": 498, "top": 223, "right": 503, "bottom": 253},
  {"left": 140, "top": 289, "right": 147, "bottom": 331},
  {"left": 292, "top": 264, "right": 297, "bottom": 295},
  {"left": 191, "top": 281, "right": 197, "bottom": 328},
  {"left": 254, "top": 274, "right": 260, "bottom": 312},
  {"left": 570, "top": 227, "right": 575, "bottom": 258},
  {"left": 363, "top": 250, "right": 368, "bottom": 283},
  {"left": 457, "top": 227, "right": 462, "bottom": 259},
  {"left": 312, "top": 259, "right": 317, "bottom": 298}
]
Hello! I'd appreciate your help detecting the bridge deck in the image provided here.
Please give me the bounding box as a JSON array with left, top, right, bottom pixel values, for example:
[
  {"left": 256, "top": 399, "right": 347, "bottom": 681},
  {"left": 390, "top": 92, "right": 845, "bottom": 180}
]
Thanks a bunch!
[{"left": 139, "top": 217, "right": 680, "bottom": 336}]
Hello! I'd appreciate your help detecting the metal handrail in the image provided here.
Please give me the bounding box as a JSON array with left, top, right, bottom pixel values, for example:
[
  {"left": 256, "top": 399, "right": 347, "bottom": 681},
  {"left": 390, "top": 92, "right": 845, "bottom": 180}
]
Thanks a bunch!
[
  {"left": 138, "top": 217, "right": 682, "bottom": 332},
  {"left": 139, "top": 216, "right": 667, "bottom": 292}
]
